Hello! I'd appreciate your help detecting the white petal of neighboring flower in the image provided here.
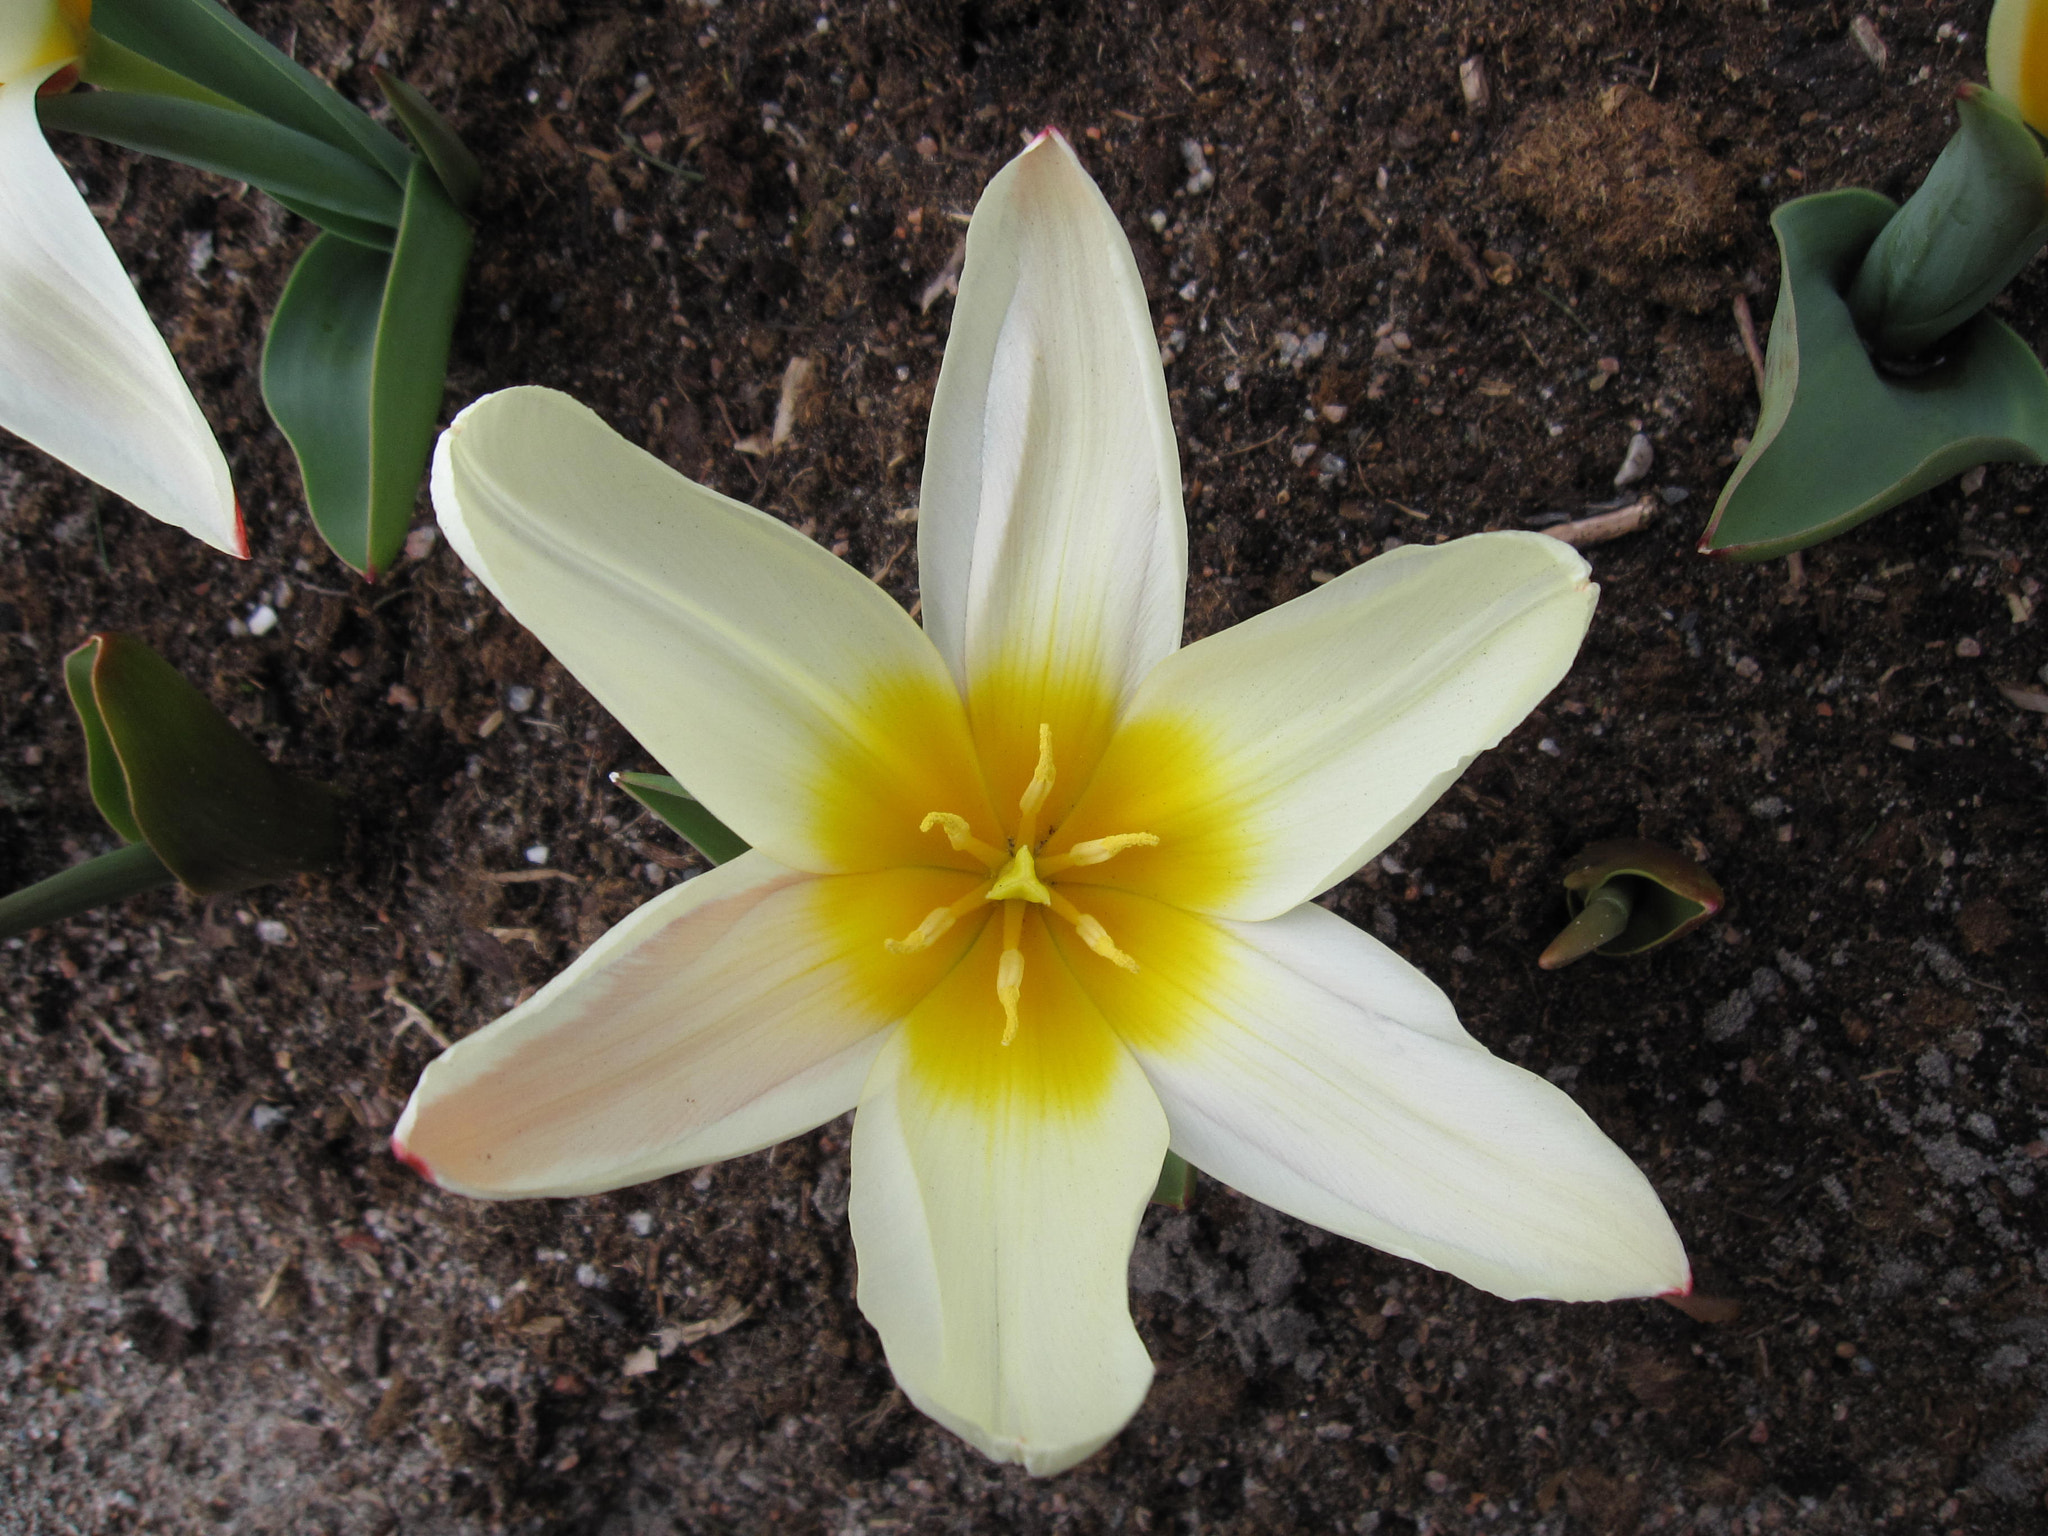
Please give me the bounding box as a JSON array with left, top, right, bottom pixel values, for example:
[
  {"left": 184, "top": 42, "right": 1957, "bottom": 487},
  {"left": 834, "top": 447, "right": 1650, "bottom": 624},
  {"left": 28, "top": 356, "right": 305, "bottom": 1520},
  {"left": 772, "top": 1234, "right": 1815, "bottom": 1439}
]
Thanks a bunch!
[
  {"left": 1059, "top": 532, "right": 1595, "bottom": 921},
  {"left": 394, "top": 854, "right": 987, "bottom": 1199},
  {"left": 433, "top": 387, "right": 995, "bottom": 875},
  {"left": 0, "top": 74, "right": 241, "bottom": 556},
  {"left": 919, "top": 131, "right": 1186, "bottom": 813},
  {"left": 1062, "top": 890, "right": 1690, "bottom": 1303},
  {"left": 849, "top": 913, "right": 1168, "bottom": 1475}
]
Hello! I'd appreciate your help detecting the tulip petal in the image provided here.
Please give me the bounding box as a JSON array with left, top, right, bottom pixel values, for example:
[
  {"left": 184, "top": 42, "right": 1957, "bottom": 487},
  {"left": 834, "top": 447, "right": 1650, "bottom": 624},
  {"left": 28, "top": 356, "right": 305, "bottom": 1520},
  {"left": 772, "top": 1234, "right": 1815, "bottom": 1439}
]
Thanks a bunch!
[
  {"left": 0, "top": 74, "right": 239, "bottom": 555},
  {"left": 919, "top": 131, "right": 1186, "bottom": 817},
  {"left": 1060, "top": 890, "right": 1690, "bottom": 1302},
  {"left": 1059, "top": 532, "right": 1595, "bottom": 920},
  {"left": 432, "top": 387, "right": 998, "bottom": 875},
  {"left": 394, "top": 854, "right": 987, "bottom": 1199},
  {"left": 849, "top": 910, "right": 1168, "bottom": 1475}
]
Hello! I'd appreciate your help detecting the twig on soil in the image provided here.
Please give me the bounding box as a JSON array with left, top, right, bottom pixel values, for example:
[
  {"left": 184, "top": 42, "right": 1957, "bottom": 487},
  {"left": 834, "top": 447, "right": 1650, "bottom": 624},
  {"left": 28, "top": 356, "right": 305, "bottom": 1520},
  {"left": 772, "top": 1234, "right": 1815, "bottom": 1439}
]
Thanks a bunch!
[
  {"left": 1543, "top": 497, "right": 1655, "bottom": 548},
  {"left": 616, "top": 126, "right": 703, "bottom": 181},
  {"left": 1733, "top": 293, "right": 1767, "bottom": 396},
  {"left": 1214, "top": 428, "right": 1290, "bottom": 459},
  {"left": 1430, "top": 218, "right": 1492, "bottom": 298},
  {"left": 918, "top": 242, "right": 965, "bottom": 313},
  {"left": 1535, "top": 285, "right": 1596, "bottom": 338},
  {"left": 385, "top": 983, "right": 451, "bottom": 1050},
  {"left": 480, "top": 868, "right": 581, "bottom": 884}
]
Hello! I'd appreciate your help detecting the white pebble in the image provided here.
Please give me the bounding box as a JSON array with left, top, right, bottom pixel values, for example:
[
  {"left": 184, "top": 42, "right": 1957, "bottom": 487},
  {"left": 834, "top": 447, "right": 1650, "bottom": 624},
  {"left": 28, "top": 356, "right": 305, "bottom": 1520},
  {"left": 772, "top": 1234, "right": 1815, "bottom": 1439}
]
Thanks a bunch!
[
  {"left": 246, "top": 604, "right": 278, "bottom": 637},
  {"left": 575, "top": 1264, "right": 603, "bottom": 1289},
  {"left": 251, "top": 1104, "right": 290, "bottom": 1132},
  {"left": 628, "top": 1211, "right": 654, "bottom": 1237},
  {"left": 524, "top": 844, "right": 550, "bottom": 865},
  {"left": 506, "top": 685, "right": 536, "bottom": 713},
  {"left": 255, "top": 919, "right": 291, "bottom": 945}
]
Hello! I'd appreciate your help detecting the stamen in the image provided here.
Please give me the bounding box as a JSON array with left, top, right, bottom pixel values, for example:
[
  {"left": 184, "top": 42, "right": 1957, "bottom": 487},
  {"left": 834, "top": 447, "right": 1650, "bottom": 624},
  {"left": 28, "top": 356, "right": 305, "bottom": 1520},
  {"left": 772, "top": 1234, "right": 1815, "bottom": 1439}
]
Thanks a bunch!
[
  {"left": 884, "top": 881, "right": 993, "bottom": 954},
  {"left": 918, "top": 811, "right": 1005, "bottom": 871},
  {"left": 1014, "top": 723, "right": 1056, "bottom": 847},
  {"left": 1037, "top": 831, "right": 1160, "bottom": 875},
  {"left": 1048, "top": 891, "right": 1140, "bottom": 972},
  {"left": 997, "top": 903, "right": 1025, "bottom": 1045}
]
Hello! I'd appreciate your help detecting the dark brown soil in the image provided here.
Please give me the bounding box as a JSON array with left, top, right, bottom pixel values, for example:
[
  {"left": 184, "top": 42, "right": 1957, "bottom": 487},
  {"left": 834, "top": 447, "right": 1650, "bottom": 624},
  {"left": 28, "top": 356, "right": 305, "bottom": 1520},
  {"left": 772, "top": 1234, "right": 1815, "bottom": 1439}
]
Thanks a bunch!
[{"left": 4, "top": 1, "right": 2047, "bottom": 1531}]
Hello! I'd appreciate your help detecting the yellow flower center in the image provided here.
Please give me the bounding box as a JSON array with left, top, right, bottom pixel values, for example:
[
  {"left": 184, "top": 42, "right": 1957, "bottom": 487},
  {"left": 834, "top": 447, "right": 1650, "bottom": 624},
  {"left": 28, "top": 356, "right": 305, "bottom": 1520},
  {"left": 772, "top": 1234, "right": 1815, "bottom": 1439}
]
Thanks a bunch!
[
  {"left": 884, "top": 723, "right": 1157, "bottom": 1045},
  {"left": 3, "top": 0, "right": 90, "bottom": 87}
]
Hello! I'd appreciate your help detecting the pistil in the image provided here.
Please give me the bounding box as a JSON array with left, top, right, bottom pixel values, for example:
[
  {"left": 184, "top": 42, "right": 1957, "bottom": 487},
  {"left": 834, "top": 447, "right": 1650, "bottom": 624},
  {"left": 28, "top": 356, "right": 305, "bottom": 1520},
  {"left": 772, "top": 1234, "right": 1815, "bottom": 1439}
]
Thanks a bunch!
[{"left": 888, "top": 722, "right": 1158, "bottom": 1043}]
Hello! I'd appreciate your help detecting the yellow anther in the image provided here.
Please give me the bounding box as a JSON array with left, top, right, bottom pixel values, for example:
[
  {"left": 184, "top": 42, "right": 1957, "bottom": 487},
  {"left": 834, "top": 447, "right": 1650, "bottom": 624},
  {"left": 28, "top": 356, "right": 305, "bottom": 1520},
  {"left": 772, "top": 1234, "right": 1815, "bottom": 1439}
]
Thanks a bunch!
[
  {"left": 1048, "top": 891, "right": 1140, "bottom": 972},
  {"left": 883, "top": 881, "right": 992, "bottom": 954},
  {"left": 997, "top": 904, "right": 1026, "bottom": 1046},
  {"left": 986, "top": 844, "right": 1052, "bottom": 905},
  {"left": 1014, "top": 723, "right": 1056, "bottom": 846},
  {"left": 918, "top": 811, "right": 1005, "bottom": 870},
  {"left": 1075, "top": 915, "right": 1141, "bottom": 972},
  {"left": 1037, "top": 831, "right": 1160, "bottom": 874}
]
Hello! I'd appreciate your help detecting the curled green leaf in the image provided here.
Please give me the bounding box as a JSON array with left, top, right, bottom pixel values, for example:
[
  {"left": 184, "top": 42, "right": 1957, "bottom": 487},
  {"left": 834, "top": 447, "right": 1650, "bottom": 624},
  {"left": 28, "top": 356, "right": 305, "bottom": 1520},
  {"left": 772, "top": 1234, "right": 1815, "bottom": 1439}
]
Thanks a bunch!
[
  {"left": 1539, "top": 838, "right": 1723, "bottom": 969},
  {"left": 1701, "top": 190, "right": 2048, "bottom": 560}
]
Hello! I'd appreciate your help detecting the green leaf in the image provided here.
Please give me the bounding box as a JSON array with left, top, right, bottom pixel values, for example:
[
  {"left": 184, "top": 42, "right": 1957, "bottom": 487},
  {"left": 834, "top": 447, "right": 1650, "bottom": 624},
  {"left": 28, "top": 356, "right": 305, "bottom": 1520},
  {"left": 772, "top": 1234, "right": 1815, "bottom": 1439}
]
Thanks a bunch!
[
  {"left": 1847, "top": 85, "right": 2048, "bottom": 357},
  {"left": 78, "top": 30, "right": 246, "bottom": 111},
  {"left": 612, "top": 773, "right": 751, "bottom": 865},
  {"left": 0, "top": 842, "right": 177, "bottom": 942},
  {"left": 1701, "top": 190, "right": 2048, "bottom": 559},
  {"left": 363, "top": 161, "right": 473, "bottom": 574},
  {"left": 63, "top": 642, "right": 142, "bottom": 844},
  {"left": 263, "top": 233, "right": 388, "bottom": 572},
  {"left": 262, "top": 164, "right": 472, "bottom": 576},
  {"left": 76, "top": 633, "right": 342, "bottom": 895},
  {"left": 38, "top": 90, "right": 404, "bottom": 227},
  {"left": 374, "top": 68, "right": 482, "bottom": 212},
  {"left": 1150, "top": 1151, "right": 1194, "bottom": 1210},
  {"left": 266, "top": 190, "right": 397, "bottom": 251},
  {"left": 90, "top": 0, "right": 412, "bottom": 184}
]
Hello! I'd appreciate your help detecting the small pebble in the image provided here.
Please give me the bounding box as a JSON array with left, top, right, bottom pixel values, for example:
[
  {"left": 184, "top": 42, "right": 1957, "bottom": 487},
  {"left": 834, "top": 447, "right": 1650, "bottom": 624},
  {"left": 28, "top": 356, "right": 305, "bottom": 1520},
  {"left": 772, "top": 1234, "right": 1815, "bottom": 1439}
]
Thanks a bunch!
[
  {"left": 1180, "top": 138, "right": 1214, "bottom": 194},
  {"left": 1958, "top": 464, "right": 1987, "bottom": 497},
  {"left": 524, "top": 844, "right": 550, "bottom": 865},
  {"left": 575, "top": 1264, "right": 603, "bottom": 1289},
  {"left": 255, "top": 919, "right": 291, "bottom": 945},
  {"left": 1538, "top": 737, "right": 1562, "bottom": 756},
  {"left": 251, "top": 1104, "right": 290, "bottom": 1132},
  {"left": 628, "top": 1211, "right": 654, "bottom": 1237},
  {"left": 621, "top": 1347, "right": 658, "bottom": 1377},
  {"left": 1458, "top": 56, "right": 1489, "bottom": 114},
  {"left": 1613, "top": 432, "right": 1655, "bottom": 488},
  {"left": 246, "top": 604, "right": 279, "bottom": 638},
  {"left": 403, "top": 526, "right": 439, "bottom": 562},
  {"left": 506, "top": 685, "right": 537, "bottom": 713},
  {"left": 1955, "top": 637, "right": 1981, "bottom": 658}
]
